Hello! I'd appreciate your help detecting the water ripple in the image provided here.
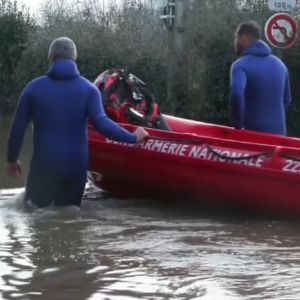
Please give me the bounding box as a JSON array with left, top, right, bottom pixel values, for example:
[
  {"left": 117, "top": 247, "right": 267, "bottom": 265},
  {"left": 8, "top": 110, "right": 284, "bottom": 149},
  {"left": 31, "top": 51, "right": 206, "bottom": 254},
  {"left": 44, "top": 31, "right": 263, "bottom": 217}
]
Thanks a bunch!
[{"left": 1, "top": 187, "right": 300, "bottom": 299}]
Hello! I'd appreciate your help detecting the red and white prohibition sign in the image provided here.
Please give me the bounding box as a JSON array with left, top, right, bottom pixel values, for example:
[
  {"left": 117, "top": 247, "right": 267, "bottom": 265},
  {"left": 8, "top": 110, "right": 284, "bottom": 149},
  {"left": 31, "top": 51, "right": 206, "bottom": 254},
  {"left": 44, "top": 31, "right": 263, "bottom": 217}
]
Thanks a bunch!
[{"left": 264, "top": 13, "right": 298, "bottom": 48}]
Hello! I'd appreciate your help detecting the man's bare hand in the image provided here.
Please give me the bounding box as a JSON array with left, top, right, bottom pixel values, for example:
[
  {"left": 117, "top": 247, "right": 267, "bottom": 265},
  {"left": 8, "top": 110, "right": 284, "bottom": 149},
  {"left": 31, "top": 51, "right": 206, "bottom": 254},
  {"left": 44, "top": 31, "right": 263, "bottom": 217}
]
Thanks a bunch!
[
  {"left": 7, "top": 161, "right": 22, "bottom": 177},
  {"left": 134, "top": 127, "right": 149, "bottom": 143}
]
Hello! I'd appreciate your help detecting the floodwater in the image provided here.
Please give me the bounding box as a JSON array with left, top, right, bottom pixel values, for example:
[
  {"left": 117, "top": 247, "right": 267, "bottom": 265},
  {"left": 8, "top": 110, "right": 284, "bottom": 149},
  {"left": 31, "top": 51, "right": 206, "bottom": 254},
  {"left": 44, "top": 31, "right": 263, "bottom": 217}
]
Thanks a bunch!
[{"left": 1, "top": 121, "right": 300, "bottom": 300}]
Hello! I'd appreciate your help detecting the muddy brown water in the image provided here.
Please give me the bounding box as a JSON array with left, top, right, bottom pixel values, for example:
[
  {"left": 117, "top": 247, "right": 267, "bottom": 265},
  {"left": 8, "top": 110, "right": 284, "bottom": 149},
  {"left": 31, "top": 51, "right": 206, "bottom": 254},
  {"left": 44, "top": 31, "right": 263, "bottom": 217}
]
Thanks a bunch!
[{"left": 1, "top": 121, "right": 300, "bottom": 300}]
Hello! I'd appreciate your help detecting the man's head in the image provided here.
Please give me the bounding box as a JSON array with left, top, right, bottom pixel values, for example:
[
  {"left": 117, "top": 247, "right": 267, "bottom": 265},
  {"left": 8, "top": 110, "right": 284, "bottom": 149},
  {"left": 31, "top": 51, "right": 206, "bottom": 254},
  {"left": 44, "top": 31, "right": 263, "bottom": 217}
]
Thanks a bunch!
[
  {"left": 48, "top": 37, "right": 77, "bottom": 62},
  {"left": 234, "top": 21, "right": 261, "bottom": 55}
]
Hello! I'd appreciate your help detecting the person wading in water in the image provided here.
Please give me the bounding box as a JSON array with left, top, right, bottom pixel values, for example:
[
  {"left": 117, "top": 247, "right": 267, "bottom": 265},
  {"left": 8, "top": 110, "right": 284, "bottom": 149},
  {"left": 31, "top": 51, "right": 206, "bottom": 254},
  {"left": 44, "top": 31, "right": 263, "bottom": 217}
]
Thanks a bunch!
[{"left": 6, "top": 37, "right": 148, "bottom": 208}]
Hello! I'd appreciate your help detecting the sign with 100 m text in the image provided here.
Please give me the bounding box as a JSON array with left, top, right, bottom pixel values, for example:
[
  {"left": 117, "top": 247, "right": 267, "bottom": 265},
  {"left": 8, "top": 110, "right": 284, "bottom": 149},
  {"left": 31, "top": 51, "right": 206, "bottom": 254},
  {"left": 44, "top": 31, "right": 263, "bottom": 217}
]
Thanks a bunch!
[{"left": 267, "top": 0, "right": 297, "bottom": 11}]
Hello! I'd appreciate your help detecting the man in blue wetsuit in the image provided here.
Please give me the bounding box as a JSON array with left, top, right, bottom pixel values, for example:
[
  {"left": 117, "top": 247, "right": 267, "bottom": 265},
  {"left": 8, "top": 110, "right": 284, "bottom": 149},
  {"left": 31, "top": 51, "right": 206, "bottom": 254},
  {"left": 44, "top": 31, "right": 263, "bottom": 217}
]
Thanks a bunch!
[
  {"left": 230, "top": 21, "right": 291, "bottom": 135},
  {"left": 6, "top": 37, "right": 148, "bottom": 208}
]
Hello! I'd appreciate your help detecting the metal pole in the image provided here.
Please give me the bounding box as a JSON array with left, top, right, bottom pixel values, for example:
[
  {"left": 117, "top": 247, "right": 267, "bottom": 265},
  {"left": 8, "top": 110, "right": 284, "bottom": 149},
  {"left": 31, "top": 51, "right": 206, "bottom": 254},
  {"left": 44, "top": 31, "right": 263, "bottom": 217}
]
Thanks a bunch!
[{"left": 166, "top": 0, "right": 188, "bottom": 115}]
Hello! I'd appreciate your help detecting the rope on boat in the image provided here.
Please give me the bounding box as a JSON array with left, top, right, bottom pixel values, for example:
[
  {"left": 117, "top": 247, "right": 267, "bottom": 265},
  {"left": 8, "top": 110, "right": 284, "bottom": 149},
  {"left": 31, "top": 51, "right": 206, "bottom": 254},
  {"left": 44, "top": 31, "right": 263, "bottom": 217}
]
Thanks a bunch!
[{"left": 205, "top": 145, "right": 273, "bottom": 161}]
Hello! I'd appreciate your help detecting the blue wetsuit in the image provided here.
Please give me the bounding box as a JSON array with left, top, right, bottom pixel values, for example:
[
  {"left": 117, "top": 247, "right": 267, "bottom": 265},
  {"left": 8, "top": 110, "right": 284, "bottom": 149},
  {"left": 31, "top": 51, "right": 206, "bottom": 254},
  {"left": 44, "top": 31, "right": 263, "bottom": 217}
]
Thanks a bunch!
[
  {"left": 7, "top": 59, "right": 136, "bottom": 207},
  {"left": 230, "top": 40, "right": 291, "bottom": 135}
]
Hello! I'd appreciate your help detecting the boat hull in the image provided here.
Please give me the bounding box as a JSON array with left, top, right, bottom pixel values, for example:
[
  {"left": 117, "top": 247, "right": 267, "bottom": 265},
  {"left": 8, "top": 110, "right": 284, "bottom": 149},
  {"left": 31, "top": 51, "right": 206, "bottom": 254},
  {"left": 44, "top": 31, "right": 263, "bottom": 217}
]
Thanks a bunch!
[{"left": 88, "top": 115, "right": 300, "bottom": 217}]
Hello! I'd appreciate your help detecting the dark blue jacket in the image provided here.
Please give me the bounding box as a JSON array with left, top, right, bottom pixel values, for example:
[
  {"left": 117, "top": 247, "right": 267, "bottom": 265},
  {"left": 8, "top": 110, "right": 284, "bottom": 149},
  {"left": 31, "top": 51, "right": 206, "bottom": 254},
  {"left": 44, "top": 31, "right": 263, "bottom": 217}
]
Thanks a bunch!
[
  {"left": 230, "top": 40, "right": 291, "bottom": 135},
  {"left": 7, "top": 59, "right": 136, "bottom": 177}
]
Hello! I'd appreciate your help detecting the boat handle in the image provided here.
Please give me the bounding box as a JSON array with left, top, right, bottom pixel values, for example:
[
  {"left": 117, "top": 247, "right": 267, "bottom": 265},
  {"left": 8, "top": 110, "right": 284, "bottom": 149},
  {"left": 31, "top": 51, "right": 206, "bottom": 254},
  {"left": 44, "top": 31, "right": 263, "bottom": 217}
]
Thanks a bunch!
[{"left": 205, "top": 145, "right": 273, "bottom": 161}]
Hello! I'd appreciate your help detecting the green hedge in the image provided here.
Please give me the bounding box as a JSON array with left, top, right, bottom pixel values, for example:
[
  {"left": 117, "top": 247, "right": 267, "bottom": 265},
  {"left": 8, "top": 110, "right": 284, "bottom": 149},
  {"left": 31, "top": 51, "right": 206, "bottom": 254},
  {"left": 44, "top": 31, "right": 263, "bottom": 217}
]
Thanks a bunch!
[{"left": 2, "top": 0, "right": 300, "bottom": 135}]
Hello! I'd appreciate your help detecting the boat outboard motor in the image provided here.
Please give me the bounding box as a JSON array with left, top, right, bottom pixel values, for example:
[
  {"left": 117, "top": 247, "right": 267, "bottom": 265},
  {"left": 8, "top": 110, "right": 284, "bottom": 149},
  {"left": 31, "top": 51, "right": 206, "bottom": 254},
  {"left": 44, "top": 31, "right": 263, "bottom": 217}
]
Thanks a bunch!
[{"left": 94, "top": 69, "right": 171, "bottom": 131}]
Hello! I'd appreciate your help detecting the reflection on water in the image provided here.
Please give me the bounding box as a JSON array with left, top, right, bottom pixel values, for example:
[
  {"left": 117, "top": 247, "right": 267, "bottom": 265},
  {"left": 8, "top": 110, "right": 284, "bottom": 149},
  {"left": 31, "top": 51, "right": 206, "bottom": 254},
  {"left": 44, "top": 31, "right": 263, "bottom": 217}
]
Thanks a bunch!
[
  {"left": 1, "top": 188, "right": 300, "bottom": 300},
  {"left": 1, "top": 122, "right": 300, "bottom": 299}
]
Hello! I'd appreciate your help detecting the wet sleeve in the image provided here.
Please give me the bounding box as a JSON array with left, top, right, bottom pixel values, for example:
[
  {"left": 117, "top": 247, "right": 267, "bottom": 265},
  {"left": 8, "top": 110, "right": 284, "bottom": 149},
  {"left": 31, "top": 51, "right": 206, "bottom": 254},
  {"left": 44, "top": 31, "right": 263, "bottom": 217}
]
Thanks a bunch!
[
  {"left": 87, "top": 87, "right": 137, "bottom": 143},
  {"left": 230, "top": 62, "right": 247, "bottom": 129},
  {"left": 7, "top": 86, "right": 32, "bottom": 163},
  {"left": 284, "top": 71, "right": 291, "bottom": 111}
]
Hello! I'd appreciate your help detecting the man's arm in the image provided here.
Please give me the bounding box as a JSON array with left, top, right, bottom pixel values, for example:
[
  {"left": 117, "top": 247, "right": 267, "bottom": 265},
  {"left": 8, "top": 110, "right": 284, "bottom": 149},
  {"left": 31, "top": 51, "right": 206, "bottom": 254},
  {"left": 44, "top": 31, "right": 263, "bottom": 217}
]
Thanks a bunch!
[
  {"left": 87, "top": 87, "right": 139, "bottom": 143},
  {"left": 284, "top": 70, "right": 291, "bottom": 111},
  {"left": 230, "top": 62, "right": 247, "bottom": 129},
  {"left": 7, "top": 86, "right": 32, "bottom": 164}
]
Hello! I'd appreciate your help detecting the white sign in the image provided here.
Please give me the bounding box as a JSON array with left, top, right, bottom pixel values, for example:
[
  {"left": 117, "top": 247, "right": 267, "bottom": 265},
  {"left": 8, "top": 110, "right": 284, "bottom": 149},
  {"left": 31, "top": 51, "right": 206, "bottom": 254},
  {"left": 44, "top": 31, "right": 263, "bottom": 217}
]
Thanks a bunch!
[{"left": 267, "top": 0, "right": 297, "bottom": 11}]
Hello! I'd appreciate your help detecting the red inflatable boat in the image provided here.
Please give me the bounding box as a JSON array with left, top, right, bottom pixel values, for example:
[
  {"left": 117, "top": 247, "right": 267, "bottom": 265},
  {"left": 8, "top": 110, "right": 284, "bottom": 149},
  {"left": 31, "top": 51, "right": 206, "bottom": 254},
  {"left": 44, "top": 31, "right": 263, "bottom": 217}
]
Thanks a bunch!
[{"left": 88, "top": 115, "right": 300, "bottom": 216}]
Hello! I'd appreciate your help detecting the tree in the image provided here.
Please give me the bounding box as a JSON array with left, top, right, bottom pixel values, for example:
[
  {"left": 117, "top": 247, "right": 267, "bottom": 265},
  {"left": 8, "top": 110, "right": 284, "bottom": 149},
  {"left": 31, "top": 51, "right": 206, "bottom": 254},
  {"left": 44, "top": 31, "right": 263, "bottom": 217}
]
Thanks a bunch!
[
  {"left": 6, "top": 0, "right": 300, "bottom": 135},
  {"left": 0, "top": 0, "right": 35, "bottom": 117}
]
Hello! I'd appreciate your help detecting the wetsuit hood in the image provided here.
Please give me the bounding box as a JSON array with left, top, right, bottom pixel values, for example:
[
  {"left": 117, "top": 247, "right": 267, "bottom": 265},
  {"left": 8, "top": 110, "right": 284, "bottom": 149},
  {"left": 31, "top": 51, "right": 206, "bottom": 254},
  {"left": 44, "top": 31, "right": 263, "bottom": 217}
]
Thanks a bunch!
[
  {"left": 47, "top": 58, "right": 80, "bottom": 79},
  {"left": 242, "top": 40, "right": 271, "bottom": 57}
]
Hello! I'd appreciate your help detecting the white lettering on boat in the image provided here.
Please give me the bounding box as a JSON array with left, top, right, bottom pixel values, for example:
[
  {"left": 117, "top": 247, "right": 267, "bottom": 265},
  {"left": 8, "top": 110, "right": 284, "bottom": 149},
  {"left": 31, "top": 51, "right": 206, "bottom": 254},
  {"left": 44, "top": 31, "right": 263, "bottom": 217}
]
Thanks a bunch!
[
  {"left": 106, "top": 139, "right": 135, "bottom": 147},
  {"left": 283, "top": 159, "right": 300, "bottom": 174},
  {"left": 187, "top": 145, "right": 264, "bottom": 167},
  {"left": 143, "top": 139, "right": 186, "bottom": 155},
  {"left": 105, "top": 138, "right": 265, "bottom": 168}
]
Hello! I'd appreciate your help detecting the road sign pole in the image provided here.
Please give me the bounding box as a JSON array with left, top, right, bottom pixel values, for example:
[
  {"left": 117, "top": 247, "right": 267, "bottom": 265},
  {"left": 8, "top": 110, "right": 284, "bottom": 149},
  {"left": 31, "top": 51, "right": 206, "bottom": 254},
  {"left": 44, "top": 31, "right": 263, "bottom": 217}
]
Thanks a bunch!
[{"left": 165, "top": 0, "right": 188, "bottom": 115}]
